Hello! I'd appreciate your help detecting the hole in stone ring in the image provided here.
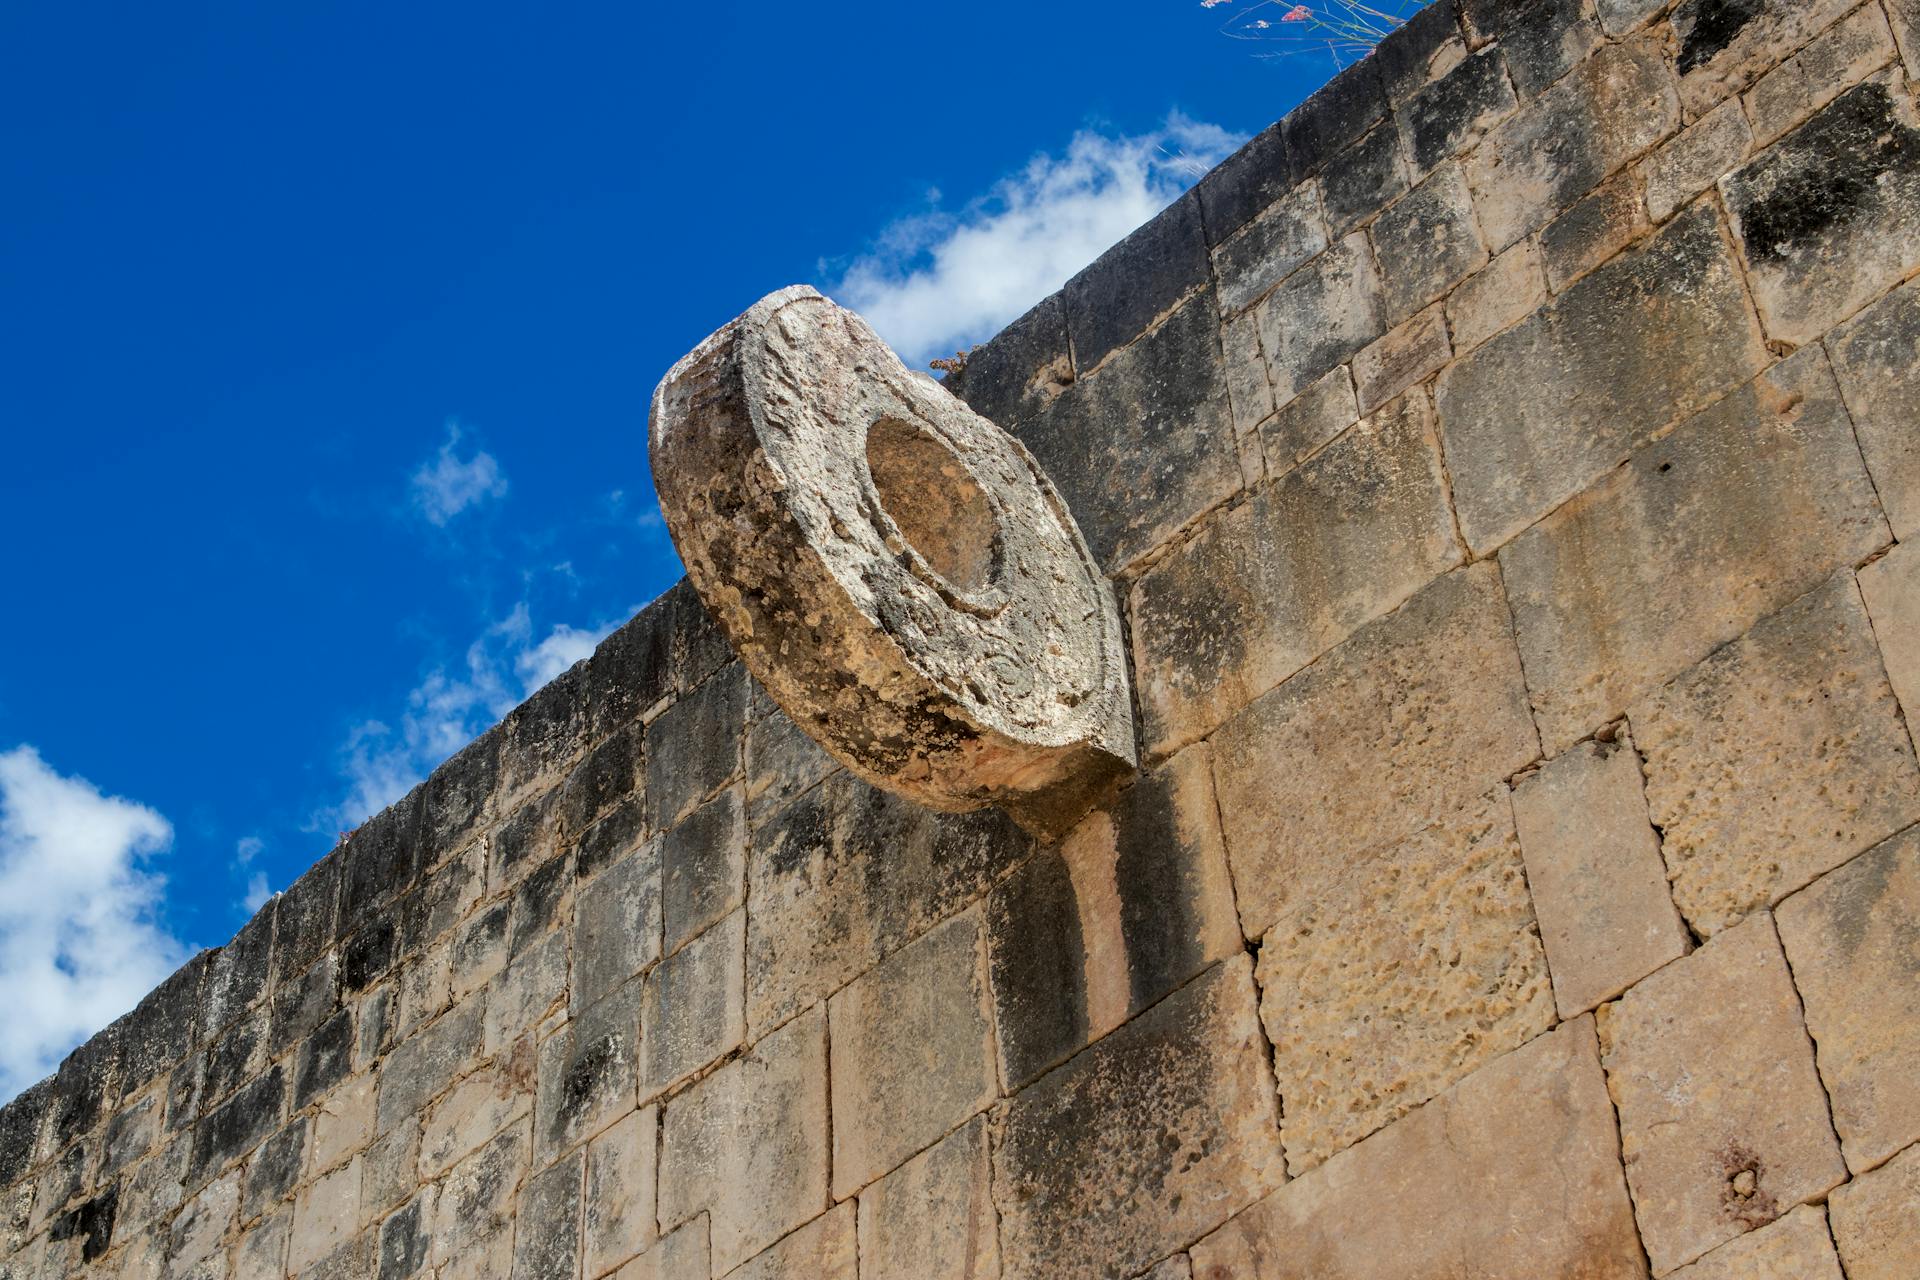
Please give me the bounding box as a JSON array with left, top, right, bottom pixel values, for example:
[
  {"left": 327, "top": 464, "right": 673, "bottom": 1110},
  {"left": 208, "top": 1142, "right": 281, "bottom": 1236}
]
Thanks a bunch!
[{"left": 864, "top": 416, "right": 1001, "bottom": 594}]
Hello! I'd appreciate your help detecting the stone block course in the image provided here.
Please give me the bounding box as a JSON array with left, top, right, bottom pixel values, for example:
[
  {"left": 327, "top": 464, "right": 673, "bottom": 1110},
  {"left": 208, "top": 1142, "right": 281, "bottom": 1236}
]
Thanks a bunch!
[
  {"left": 1257, "top": 363, "right": 1355, "bottom": 473},
  {"left": 640, "top": 909, "right": 745, "bottom": 1096},
  {"left": 1319, "top": 121, "right": 1411, "bottom": 234},
  {"left": 1539, "top": 167, "right": 1647, "bottom": 289},
  {"left": 573, "top": 841, "right": 662, "bottom": 1012},
  {"left": 614, "top": 1216, "right": 710, "bottom": 1280},
  {"left": 1667, "top": 1202, "right": 1845, "bottom": 1279},
  {"left": 1671, "top": 0, "right": 1860, "bottom": 118},
  {"left": 1396, "top": 44, "right": 1517, "bottom": 177},
  {"left": 584, "top": 1105, "right": 657, "bottom": 1278},
  {"left": 1745, "top": 2, "right": 1899, "bottom": 147},
  {"left": 1372, "top": 0, "right": 1465, "bottom": 108},
  {"left": 1443, "top": 235, "right": 1545, "bottom": 351},
  {"left": 1351, "top": 304, "right": 1451, "bottom": 412},
  {"left": 1643, "top": 97, "right": 1752, "bottom": 224},
  {"left": 1829, "top": 1139, "right": 1920, "bottom": 1278},
  {"left": 513, "top": 1149, "right": 582, "bottom": 1279},
  {"left": 730, "top": 1203, "right": 856, "bottom": 1280},
  {"left": 943, "top": 292, "right": 1072, "bottom": 432},
  {"left": 1460, "top": 0, "right": 1604, "bottom": 98},
  {"left": 1063, "top": 191, "right": 1209, "bottom": 374},
  {"left": 1828, "top": 274, "right": 1920, "bottom": 541},
  {"left": 1210, "top": 180, "right": 1326, "bottom": 317},
  {"left": 1284, "top": 59, "right": 1388, "bottom": 180},
  {"left": 661, "top": 783, "right": 745, "bottom": 955},
  {"left": 1860, "top": 539, "right": 1920, "bottom": 724},
  {"left": 856, "top": 1115, "right": 999, "bottom": 1280},
  {"left": 535, "top": 979, "right": 641, "bottom": 1164},
  {"left": 1252, "top": 233, "right": 1386, "bottom": 406}
]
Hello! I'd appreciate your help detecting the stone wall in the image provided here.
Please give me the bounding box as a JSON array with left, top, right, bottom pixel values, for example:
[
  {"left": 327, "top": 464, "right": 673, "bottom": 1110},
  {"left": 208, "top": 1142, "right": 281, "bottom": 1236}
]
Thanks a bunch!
[{"left": 7, "top": 0, "right": 1920, "bottom": 1274}]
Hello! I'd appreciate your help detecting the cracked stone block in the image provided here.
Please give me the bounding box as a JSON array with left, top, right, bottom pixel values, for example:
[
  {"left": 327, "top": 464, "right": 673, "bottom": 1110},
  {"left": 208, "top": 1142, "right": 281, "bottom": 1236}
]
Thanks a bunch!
[
  {"left": 573, "top": 842, "right": 662, "bottom": 1011},
  {"left": 489, "top": 789, "right": 558, "bottom": 889},
  {"left": 429, "top": 1123, "right": 527, "bottom": 1272},
  {"left": 1776, "top": 827, "right": 1920, "bottom": 1173},
  {"left": 1461, "top": 0, "right": 1603, "bottom": 98},
  {"left": 1444, "top": 236, "right": 1545, "bottom": 352},
  {"left": 1631, "top": 576, "right": 1920, "bottom": 935},
  {"left": 376, "top": 1000, "right": 483, "bottom": 1135},
  {"left": 658, "top": 1009, "right": 828, "bottom": 1273},
  {"left": 856, "top": 1115, "right": 999, "bottom": 1280},
  {"left": 828, "top": 908, "right": 996, "bottom": 1196},
  {"left": 496, "top": 661, "right": 589, "bottom": 809},
  {"left": 1861, "top": 539, "right": 1920, "bottom": 720},
  {"left": 1221, "top": 310, "right": 1273, "bottom": 467},
  {"left": 1437, "top": 201, "right": 1768, "bottom": 553},
  {"left": 513, "top": 1149, "right": 582, "bottom": 1280},
  {"left": 1253, "top": 233, "right": 1386, "bottom": 405},
  {"left": 661, "top": 784, "right": 745, "bottom": 954},
  {"left": 508, "top": 849, "right": 573, "bottom": 958},
  {"left": 1256, "top": 789, "right": 1553, "bottom": 1172},
  {"left": 640, "top": 910, "right": 744, "bottom": 1096},
  {"left": 1319, "top": 122, "right": 1410, "bottom": 234},
  {"left": 1465, "top": 39, "right": 1678, "bottom": 251},
  {"left": 1672, "top": 0, "right": 1860, "bottom": 117},
  {"left": 294, "top": 1007, "right": 355, "bottom": 1112},
  {"left": 1540, "top": 168, "right": 1647, "bottom": 289},
  {"left": 1398, "top": 44, "right": 1518, "bottom": 177},
  {"left": 992, "top": 957, "right": 1282, "bottom": 1280},
  {"left": 1371, "top": 163, "right": 1488, "bottom": 326},
  {"left": 1212, "top": 181, "right": 1327, "bottom": 317},
  {"left": 361, "top": 1121, "right": 418, "bottom": 1218},
  {"left": 644, "top": 664, "right": 745, "bottom": 833},
  {"left": 730, "top": 1203, "right": 856, "bottom": 1280},
  {"left": 1745, "top": 3, "right": 1898, "bottom": 147},
  {"left": 288, "top": 1155, "right": 360, "bottom": 1275},
  {"left": 536, "top": 980, "right": 641, "bottom": 1164},
  {"left": 613, "top": 1216, "right": 710, "bottom": 1280},
  {"left": 584, "top": 1104, "right": 657, "bottom": 1278},
  {"left": 170, "top": 1169, "right": 238, "bottom": 1275},
  {"left": 1644, "top": 98, "right": 1753, "bottom": 223},
  {"left": 309, "top": 1072, "right": 374, "bottom": 1173},
  {"left": 1829, "top": 275, "right": 1920, "bottom": 541},
  {"left": 1500, "top": 345, "right": 1890, "bottom": 751},
  {"left": 449, "top": 900, "right": 509, "bottom": 1002},
  {"left": 420, "top": 1053, "right": 532, "bottom": 1177},
  {"left": 1351, "top": 306, "right": 1450, "bottom": 413},
  {"left": 1829, "top": 1140, "right": 1920, "bottom": 1279},
  {"left": 1598, "top": 913, "right": 1846, "bottom": 1274},
  {"left": 1723, "top": 79, "right": 1920, "bottom": 346},
  {"left": 1191, "top": 1017, "right": 1644, "bottom": 1280},
  {"left": 1211, "top": 563, "right": 1537, "bottom": 941},
  {"left": 985, "top": 746, "right": 1249, "bottom": 1090},
  {"left": 1512, "top": 733, "right": 1690, "bottom": 1018},
  {"left": 1133, "top": 390, "right": 1460, "bottom": 756}
]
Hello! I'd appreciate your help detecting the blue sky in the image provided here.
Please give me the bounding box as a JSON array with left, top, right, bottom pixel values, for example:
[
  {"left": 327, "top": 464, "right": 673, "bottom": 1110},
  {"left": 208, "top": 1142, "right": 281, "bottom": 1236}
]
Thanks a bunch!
[{"left": 0, "top": 2, "right": 1359, "bottom": 1095}]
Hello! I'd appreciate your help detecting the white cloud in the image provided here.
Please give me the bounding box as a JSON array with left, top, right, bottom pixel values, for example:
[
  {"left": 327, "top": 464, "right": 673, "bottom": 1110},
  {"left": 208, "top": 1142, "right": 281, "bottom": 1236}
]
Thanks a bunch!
[
  {"left": 831, "top": 113, "right": 1242, "bottom": 365},
  {"left": 241, "top": 872, "right": 272, "bottom": 914},
  {"left": 410, "top": 422, "right": 509, "bottom": 526},
  {"left": 0, "top": 746, "right": 195, "bottom": 1101}
]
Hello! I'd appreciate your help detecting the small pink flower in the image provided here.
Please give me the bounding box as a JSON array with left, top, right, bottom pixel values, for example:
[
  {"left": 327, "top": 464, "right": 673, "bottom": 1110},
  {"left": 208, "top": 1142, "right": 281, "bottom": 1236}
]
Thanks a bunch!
[{"left": 1282, "top": 4, "right": 1313, "bottom": 19}]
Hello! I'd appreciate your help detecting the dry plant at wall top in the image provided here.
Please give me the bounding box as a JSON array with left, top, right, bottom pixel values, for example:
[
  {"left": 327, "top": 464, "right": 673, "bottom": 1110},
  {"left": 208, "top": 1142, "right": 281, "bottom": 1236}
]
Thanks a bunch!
[{"left": 1205, "top": 0, "right": 1435, "bottom": 67}]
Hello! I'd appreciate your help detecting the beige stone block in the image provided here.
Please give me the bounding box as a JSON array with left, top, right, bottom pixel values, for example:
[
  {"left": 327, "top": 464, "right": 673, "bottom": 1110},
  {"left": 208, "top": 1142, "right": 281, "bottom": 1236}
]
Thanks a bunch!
[
  {"left": 828, "top": 908, "right": 996, "bottom": 1198},
  {"left": 1502, "top": 346, "right": 1890, "bottom": 753},
  {"left": 1133, "top": 390, "right": 1462, "bottom": 757},
  {"left": 729, "top": 1204, "right": 856, "bottom": 1280},
  {"left": 1351, "top": 306, "right": 1450, "bottom": 414},
  {"left": 536, "top": 978, "right": 641, "bottom": 1165},
  {"left": 1445, "top": 237, "right": 1546, "bottom": 353},
  {"left": 450, "top": 902, "right": 509, "bottom": 1003},
  {"left": 1140, "top": 1257, "right": 1192, "bottom": 1280},
  {"left": 1212, "top": 562, "right": 1538, "bottom": 940},
  {"left": 481, "top": 930, "right": 568, "bottom": 1057},
  {"left": 584, "top": 1105, "right": 657, "bottom": 1278},
  {"left": 614, "top": 1216, "right": 709, "bottom": 1280},
  {"left": 857, "top": 1116, "right": 999, "bottom": 1280},
  {"left": 1777, "top": 827, "right": 1920, "bottom": 1172},
  {"left": 1259, "top": 363, "right": 1356, "bottom": 474},
  {"left": 288, "top": 1156, "right": 360, "bottom": 1275},
  {"left": 231, "top": 1209, "right": 289, "bottom": 1277},
  {"left": 428, "top": 1123, "right": 527, "bottom": 1270},
  {"left": 1642, "top": 98, "right": 1752, "bottom": 223},
  {"left": 1221, "top": 311, "right": 1274, "bottom": 473},
  {"left": 992, "top": 957, "right": 1283, "bottom": 1280},
  {"left": 360, "top": 1121, "right": 419, "bottom": 1219},
  {"left": 419, "top": 1054, "right": 533, "bottom": 1178},
  {"left": 170, "top": 1170, "right": 238, "bottom": 1275},
  {"left": 394, "top": 946, "right": 452, "bottom": 1040},
  {"left": 1668, "top": 1203, "right": 1845, "bottom": 1279},
  {"left": 1512, "top": 733, "right": 1690, "bottom": 1018},
  {"left": 1861, "top": 538, "right": 1920, "bottom": 723},
  {"left": 1212, "top": 180, "right": 1328, "bottom": 317},
  {"left": 1672, "top": 0, "right": 1861, "bottom": 118},
  {"left": 1367, "top": 163, "right": 1488, "bottom": 325},
  {"left": 1540, "top": 169, "right": 1648, "bottom": 291},
  {"left": 1829, "top": 276, "right": 1920, "bottom": 542},
  {"left": 1744, "top": 3, "right": 1897, "bottom": 147},
  {"left": 1257, "top": 790, "right": 1553, "bottom": 1171},
  {"left": 1631, "top": 576, "right": 1920, "bottom": 935},
  {"left": 1191, "top": 1017, "right": 1644, "bottom": 1280},
  {"left": 659, "top": 1008, "right": 828, "bottom": 1273},
  {"left": 309, "top": 1073, "right": 375, "bottom": 1173},
  {"left": 1830, "top": 1140, "right": 1920, "bottom": 1280},
  {"left": 642, "top": 910, "right": 745, "bottom": 1098},
  {"left": 1599, "top": 914, "right": 1846, "bottom": 1273}
]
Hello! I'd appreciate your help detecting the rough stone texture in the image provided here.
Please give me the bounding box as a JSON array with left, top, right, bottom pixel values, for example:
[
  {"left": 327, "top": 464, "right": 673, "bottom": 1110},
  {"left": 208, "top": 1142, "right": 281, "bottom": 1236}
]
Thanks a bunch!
[
  {"left": 1252, "top": 233, "right": 1387, "bottom": 404},
  {"left": 1444, "top": 235, "right": 1545, "bottom": 351},
  {"left": 1671, "top": 0, "right": 1859, "bottom": 118},
  {"left": 1211, "top": 563, "right": 1538, "bottom": 940},
  {"left": 1776, "top": 827, "right": 1920, "bottom": 1173},
  {"left": 1370, "top": 163, "right": 1488, "bottom": 325},
  {"left": 1829, "top": 1140, "right": 1920, "bottom": 1279},
  {"left": 1540, "top": 168, "right": 1647, "bottom": 289},
  {"left": 1745, "top": 3, "right": 1898, "bottom": 148},
  {"left": 1438, "top": 201, "right": 1768, "bottom": 553},
  {"left": 658, "top": 1009, "right": 828, "bottom": 1274},
  {"left": 1631, "top": 576, "right": 1920, "bottom": 935},
  {"left": 1211, "top": 181, "right": 1326, "bottom": 317},
  {"left": 857, "top": 1116, "right": 999, "bottom": 1280},
  {"left": 1599, "top": 914, "right": 1847, "bottom": 1274},
  {"left": 614, "top": 1217, "right": 710, "bottom": 1280},
  {"left": 640, "top": 910, "right": 744, "bottom": 1096},
  {"left": 583, "top": 1104, "right": 656, "bottom": 1278},
  {"left": 730, "top": 1203, "right": 856, "bottom": 1280},
  {"left": 1133, "top": 391, "right": 1461, "bottom": 755},
  {"left": 1666, "top": 1202, "right": 1844, "bottom": 1279},
  {"left": 513, "top": 1149, "right": 582, "bottom": 1280},
  {"left": 1643, "top": 97, "right": 1753, "bottom": 224},
  {"left": 1897, "top": 0, "right": 1920, "bottom": 77},
  {"left": 1828, "top": 275, "right": 1920, "bottom": 541},
  {"left": 1499, "top": 345, "right": 1890, "bottom": 751},
  {"left": 1062, "top": 191, "right": 1209, "bottom": 374},
  {"left": 1861, "top": 538, "right": 1920, "bottom": 719},
  {"left": 1190, "top": 1018, "right": 1644, "bottom": 1280},
  {"left": 828, "top": 908, "right": 996, "bottom": 1197},
  {"left": 1319, "top": 122, "right": 1410, "bottom": 234},
  {"left": 534, "top": 980, "right": 640, "bottom": 1163},
  {"left": 1722, "top": 79, "right": 1920, "bottom": 346},
  {"left": 992, "top": 958, "right": 1283, "bottom": 1280},
  {"left": 1256, "top": 789, "right": 1554, "bottom": 1171},
  {"left": 572, "top": 843, "right": 662, "bottom": 1013},
  {"left": 1397, "top": 44, "right": 1518, "bottom": 176},
  {"left": 1257, "top": 364, "right": 1355, "bottom": 474},
  {"left": 661, "top": 784, "right": 746, "bottom": 954},
  {"left": 1461, "top": 0, "right": 1603, "bottom": 98},
  {"left": 643, "top": 663, "right": 744, "bottom": 833},
  {"left": 942, "top": 293, "right": 1072, "bottom": 433},
  {"left": 1352, "top": 305, "right": 1451, "bottom": 414},
  {"left": 1512, "top": 733, "right": 1690, "bottom": 1018}
]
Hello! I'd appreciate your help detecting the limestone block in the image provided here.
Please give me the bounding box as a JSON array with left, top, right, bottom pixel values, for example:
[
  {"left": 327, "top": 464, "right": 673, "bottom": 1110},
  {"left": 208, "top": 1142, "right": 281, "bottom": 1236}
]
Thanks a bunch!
[
  {"left": 1369, "top": 163, "right": 1487, "bottom": 325},
  {"left": 584, "top": 1105, "right": 657, "bottom": 1278},
  {"left": 643, "top": 664, "right": 744, "bottom": 833},
  {"left": 745, "top": 773, "right": 1028, "bottom": 1032},
  {"left": 573, "top": 842, "right": 662, "bottom": 1012},
  {"left": 1643, "top": 98, "right": 1752, "bottom": 223},
  {"left": 1063, "top": 191, "right": 1209, "bottom": 373},
  {"left": 558, "top": 720, "right": 642, "bottom": 840},
  {"left": 1671, "top": 0, "right": 1860, "bottom": 117},
  {"left": 658, "top": 1009, "right": 828, "bottom": 1273},
  {"left": 1351, "top": 306, "right": 1451, "bottom": 413},
  {"left": 378, "top": 1001, "right": 483, "bottom": 1135},
  {"left": 1438, "top": 201, "right": 1768, "bottom": 552},
  {"left": 1829, "top": 276, "right": 1920, "bottom": 541},
  {"left": 1631, "top": 576, "right": 1920, "bottom": 935},
  {"left": 1599, "top": 914, "right": 1846, "bottom": 1273},
  {"left": 944, "top": 293, "right": 1073, "bottom": 434},
  {"left": 449, "top": 901, "right": 509, "bottom": 1002},
  {"left": 1777, "top": 827, "right": 1920, "bottom": 1172},
  {"left": 1132, "top": 390, "right": 1461, "bottom": 756},
  {"left": 429, "top": 1123, "right": 527, "bottom": 1271},
  {"left": 489, "top": 789, "right": 557, "bottom": 889},
  {"left": 1211, "top": 563, "right": 1537, "bottom": 941},
  {"left": 857, "top": 1115, "right": 999, "bottom": 1280},
  {"left": 992, "top": 957, "right": 1283, "bottom": 1280},
  {"left": 394, "top": 946, "right": 451, "bottom": 1040},
  {"left": 536, "top": 980, "right": 640, "bottom": 1165},
  {"left": 986, "top": 747, "right": 1242, "bottom": 1088},
  {"left": 614, "top": 1217, "right": 709, "bottom": 1280},
  {"left": 169, "top": 1171, "right": 237, "bottom": 1275},
  {"left": 288, "top": 1156, "right": 359, "bottom": 1274},
  {"left": 234, "top": 1211, "right": 289, "bottom": 1278},
  {"left": 0, "top": 1083, "right": 49, "bottom": 1193},
  {"left": 1252, "top": 233, "right": 1387, "bottom": 404},
  {"left": 1210, "top": 180, "right": 1327, "bottom": 316},
  {"left": 1190, "top": 1018, "right": 1644, "bottom": 1280},
  {"left": 1372, "top": 0, "right": 1463, "bottom": 108},
  {"left": 1220, "top": 311, "right": 1274, "bottom": 454},
  {"left": 238, "top": 1119, "right": 303, "bottom": 1222},
  {"left": 293, "top": 1008, "right": 354, "bottom": 1113},
  {"left": 640, "top": 910, "right": 744, "bottom": 1097},
  {"left": 1500, "top": 345, "right": 1890, "bottom": 752},
  {"left": 1746, "top": 4, "right": 1898, "bottom": 148},
  {"left": 661, "top": 785, "right": 745, "bottom": 954},
  {"left": 1319, "top": 122, "right": 1410, "bottom": 234},
  {"left": 420, "top": 1057, "right": 531, "bottom": 1178},
  {"left": 1444, "top": 236, "right": 1545, "bottom": 352},
  {"left": 376, "top": 1196, "right": 428, "bottom": 1280},
  {"left": 1722, "top": 80, "right": 1920, "bottom": 347},
  {"left": 1598, "top": 0, "right": 1666, "bottom": 35},
  {"left": 1396, "top": 45, "right": 1519, "bottom": 176},
  {"left": 1829, "top": 1140, "right": 1920, "bottom": 1279},
  {"left": 99, "top": 1094, "right": 157, "bottom": 1177},
  {"left": 1465, "top": 39, "right": 1678, "bottom": 251},
  {"left": 1862, "top": 540, "right": 1920, "bottom": 719},
  {"left": 309, "top": 1072, "right": 374, "bottom": 1173},
  {"left": 271, "top": 855, "right": 339, "bottom": 991},
  {"left": 481, "top": 930, "right": 566, "bottom": 1056},
  {"left": 730, "top": 1204, "right": 856, "bottom": 1280},
  {"left": 1192, "top": 125, "right": 1296, "bottom": 252},
  {"left": 510, "top": 852, "right": 573, "bottom": 961},
  {"left": 829, "top": 908, "right": 996, "bottom": 1197},
  {"left": 1461, "top": 0, "right": 1603, "bottom": 98},
  {"left": 1284, "top": 59, "right": 1389, "bottom": 179},
  {"left": 360, "top": 1121, "right": 418, "bottom": 1219},
  {"left": 189, "top": 1065, "right": 285, "bottom": 1186},
  {"left": 513, "top": 1149, "right": 581, "bottom": 1280},
  {"left": 743, "top": 703, "right": 835, "bottom": 829},
  {"left": 1541, "top": 169, "right": 1647, "bottom": 289},
  {"left": 575, "top": 792, "right": 648, "bottom": 881},
  {"left": 269, "top": 948, "right": 340, "bottom": 1060},
  {"left": 652, "top": 287, "right": 1135, "bottom": 832},
  {"left": 1139, "top": 1257, "right": 1191, "bottom": 1280},
  {"left": 1256, "top": 790, "right": 1554, "bottom": 1171},
  {"left": 1512, "top": 734, "right": 1690, "bottom": 1018},
  {"left": 1257, "top": 364, "right": 1355, "bottom": 475}
]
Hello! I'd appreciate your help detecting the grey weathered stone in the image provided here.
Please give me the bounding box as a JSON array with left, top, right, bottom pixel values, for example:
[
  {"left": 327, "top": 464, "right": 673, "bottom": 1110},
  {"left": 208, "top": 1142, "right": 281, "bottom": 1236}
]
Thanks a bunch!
[
  {"left": 1643, "top": 96, "right": 1753, "bottom": 223},
  {"left": 642, "top": 663, "right": 744, "bottom": 833},
  {"left": 944, "top": 292, "right": 1073, "bottom": 432},
  {"left": 428, "top": 1123, "right": 527, "bottom": 1271},
  {"left": 189, "top": 1065, "right": 284, "bottom": 1185},
  {"left": 1192, "top": 125, "right": 1297, "bottom": 251},
  {"left": 1437, "top": 201, "right": 1768, "bottom": 552},
  {"left": 652, "top": 287, "right": 1134, "bottom": 831},
  {"left": 536, "top": 980, "right": 640, "bottom": 1163},
  {"left": 489, "top": 788, "right": 558, "bottom": 888},
  {"left": 1722, "top": 80, "right": 1920, "bottom": 346},
  {"left": 512, "top": 1149, "right": 582, "bottom": 1279},
  {"left": 1597, "top": 0, "right": 1665, "bottom": 35},
  {"left": 293, "top": 1007, "right": 355, "bottom": 1111},
  {"left": 496, "top": 660, "right": 590, "bottom": 810},
  {"left": 1352, "top": 305, "right": 1451, "bottom": 413},
  {"left": 744, "top": 701, "right": 836, "bottom": 830},
  {"left": 1397, "top": 44, "right": 1518, "bottom": 177},
  {"left": 377, "top": 1195, "right": 429, "bottom": 1280},
  {"left": 1372, "top": 0, "right": 1466, "bottom": 107},
  {"left": 1258, "top": 364, "right": 1356, "bottom": 473},
  {"left": 1829, "top": 1140, "right": 1920, "bottom": 1279},
  {"left": 507, "top": 849, "right": 573, "bottom": 956},
  {"left": 1319, "top": 122, "right": 1411, "bottom": 234},
  {"left": 1063, "top": 191, "right": 1209, "bottom": 373},
  {"left": 1211, "top": 180, "right": 1327, "bottom": 316},
  {"left": 1252, "top": 233, "right": 1386, "bottom": 405},
  {"left": 558, "top": 721, "right": 643, "bottom": 840},
  {"left": 573, "top": 843, "right": 661, "bottom": 1011},
  {"left": 419, "top": 1055, "right": 530, "bottom": 1178},
  {"left": 287, "top": 1156, "right": 360, "bottom": 1274},
  {"left": 856, "top": 1115, "right": 999, "bottom": 1280},
  {"left": 1828, "top": 274, "right": 1920, "bottom": 540},
  {"left": 1745, "top": 3, "right": 1899, "bottom": 148},
  {"left": 268, "top": 948, "right": 339, "bottom": 1060},
  {"left": 1672, "top": 0, "right": 1860, "bottom": 117},
  {"left": 1220, "top": 311, "right": 1274, "bottom": 473},
  {"left": 200, "top": 904, "right": 275, "bottom": 1045},
  {"left": 640, "top": 910, "right": 744, "bottom": 1096},
  {"left": 270, "top": 854, "right": 339, "bottom": 991},
  {"left": 1285, "top": 60, "right": 1389, "bottom": 179},
  {"left": 584, "top": 1105, "right": 657, "bottom": 1277},
  {"left": 1539, "top": 168, "right": 1647, "bottom": 289},
  {"left": 661, "top": 784, "right": 745, "bottom": 954},
  {"left": 1461, "top": 0, "right": 1603, "bottom": 98},
  {"left": 376, "top": 1001, "right": 482, "bottom": 1135}
]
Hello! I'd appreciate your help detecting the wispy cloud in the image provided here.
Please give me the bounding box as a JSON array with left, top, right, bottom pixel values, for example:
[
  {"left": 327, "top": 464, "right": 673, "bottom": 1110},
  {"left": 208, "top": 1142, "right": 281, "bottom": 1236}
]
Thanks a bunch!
[
  {"left": 830, "top": 113, "right": 1242, "bottom": 366},
  {"left": 410, "top": 422, "right": 509, "bottom": 526},
  {"left": 233, "top": 835, "right": 271, "bottom": 913},
  {"left": 0, "top": 746, "right": 194, "bottom": 1101}
]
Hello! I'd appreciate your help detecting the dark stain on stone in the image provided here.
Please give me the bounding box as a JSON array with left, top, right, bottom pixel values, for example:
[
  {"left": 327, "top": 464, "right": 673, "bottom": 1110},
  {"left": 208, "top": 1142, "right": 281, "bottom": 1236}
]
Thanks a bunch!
[
  {"left": 555, "top": 1032, "right": 623, "bottom": 1135},
  {"left": 1718, "top": 1141, "right": 1781, "bottom": 1230},
  {"left": 1676, "top": 0, "right": 1764, "bottom": 74},
  {"left": 49, "top": 1184, "right": 116, "bottom": 1262},
  {"left": 988, "top": 851, "right": 1091, "bottom": 1088},
  {"left": 1113, "top": 776, "right": 1207, "bottom": 1014}
]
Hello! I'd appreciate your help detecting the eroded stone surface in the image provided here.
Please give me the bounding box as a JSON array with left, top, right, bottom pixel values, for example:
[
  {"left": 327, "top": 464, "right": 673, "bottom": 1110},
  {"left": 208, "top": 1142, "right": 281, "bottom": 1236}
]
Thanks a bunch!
[
  {"left": 1830, "top": 1140, "right": 1920, "bottom": 1279},
  {"left": 1667, "top": 1201, "right": 1843, "bottom": 1278},
  {"left": 1369, "top": 163, "right": 1487, "bottom": 325},
  {"left": 1644, "top": 97, "right": 1753, "bottom": 223},
  {"left": 1861, "top": 539, "right": 1920, "bottom": 720},
  {"left": 1829, "top": 275, "right": 1920, "bottom": 541},
  {"left": 583, "top": 1104, "right": 657, "bottom": 1278},
  {"left": 1672, "top": 0, "right": 1860, "bottom": 117},
  {"left": 730, "top": 1204, "right": 855, "bottom": 1280},
  {"left": 641, "top": 910, "right": 744, "bottom": 1097},
  {"left": 856, "top": 1116, "right": 999, "bottom": 1280},
  {"left": 1744, "top": 3, "right": 1898, "bottom": 148},
  {"left": 1252, "top": 234, "right": 1386, "bottom": 405}
]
